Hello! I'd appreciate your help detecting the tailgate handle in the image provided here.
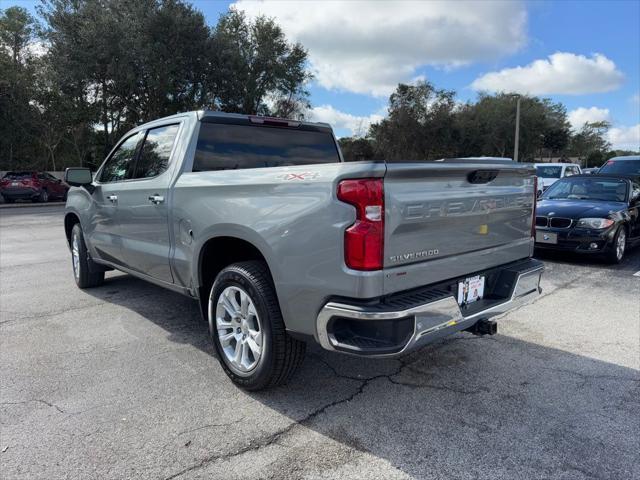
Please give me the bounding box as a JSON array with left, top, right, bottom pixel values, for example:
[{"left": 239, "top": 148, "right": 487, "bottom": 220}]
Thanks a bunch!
[{"left": 468, "top": 170, "right": 499, "bottom": 184}]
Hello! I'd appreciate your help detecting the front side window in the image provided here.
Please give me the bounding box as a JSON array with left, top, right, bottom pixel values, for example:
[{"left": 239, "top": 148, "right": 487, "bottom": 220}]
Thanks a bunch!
[
  {"left": 193, "top": 123, "right": 340, "bottom": 172},
  {"left": 134, "top": 124, "right": 180, "bottom": 179},
  {"left": 99, "top": 132, "right": 143, "bottom": 183}
]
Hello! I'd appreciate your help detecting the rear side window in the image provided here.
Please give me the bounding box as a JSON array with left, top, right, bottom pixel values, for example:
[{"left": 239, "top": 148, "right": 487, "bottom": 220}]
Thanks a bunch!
[
  {"left": 193, "top": 123, "right": 340, "bottom": 172},
  {"left": 134, "top": 124, "right": 180, "bottom": 179},
  {"left": 99, "top": 132, "right": 143, "bottom": 183}
]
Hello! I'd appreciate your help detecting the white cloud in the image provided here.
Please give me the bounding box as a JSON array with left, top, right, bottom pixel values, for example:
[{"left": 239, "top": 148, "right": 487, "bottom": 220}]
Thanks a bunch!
[
  {"left": 308, "top": 105, "right": 385, "bottom": 136},
  {"left": 568, "top": 107, "right": 611, "bottom": 131},
  {"left": 232, "top": 0, "right": 527, "bottom": 97},
  {"left": 471, "top": 52, "right": 624, "bottom": 95},
  {"left": 631, "top": 92, "right": 640, "bottom": 105},
  {"left": 608, "top": 124, "right": 640, "bottom": 151}
]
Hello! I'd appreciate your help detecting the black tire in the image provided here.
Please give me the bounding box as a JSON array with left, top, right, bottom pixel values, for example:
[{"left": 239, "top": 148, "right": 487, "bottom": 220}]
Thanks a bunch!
[
  {"left": 209, "top": 261, "right": 305, "bottom": 390},
  {"left": 70, "top": 224, "right": 105, "bottom": 288},
  {"left": 4, "top": 197, "right": 15, "bottom": 204},
  {"left": 606, "top": 226, "right": 626, "bottom": 264},
  {"left": 37, "top": 189, "right": 49, "bottom": 203}
]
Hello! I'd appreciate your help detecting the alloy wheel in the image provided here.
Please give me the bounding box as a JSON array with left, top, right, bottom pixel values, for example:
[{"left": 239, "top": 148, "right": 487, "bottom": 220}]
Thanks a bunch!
[
  {"left": 215, "top": 286, "right": 263, "bottom": 375},
  {"left": 616, "top": 229, "right": 626, "bottom": 261},
  {"left": 72, "top": 232, "right": 80, "bottom": 280}
]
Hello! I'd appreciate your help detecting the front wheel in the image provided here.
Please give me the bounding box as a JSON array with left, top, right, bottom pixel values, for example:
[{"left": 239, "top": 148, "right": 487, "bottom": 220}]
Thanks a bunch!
[
  {"left": 71, "top": 224, "right": 105, "bottom": 288},
  {"left": 606, "top": 226, "right": 626, "bottom": 264},
  {"left": 209, "top": 261, "right": 305, "bottom": 390}
]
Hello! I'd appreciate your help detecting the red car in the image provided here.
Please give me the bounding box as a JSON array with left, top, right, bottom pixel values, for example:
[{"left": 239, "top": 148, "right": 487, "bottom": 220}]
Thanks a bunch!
[{"left": 0, "top": 171, "right": 69, "bottom": 203}]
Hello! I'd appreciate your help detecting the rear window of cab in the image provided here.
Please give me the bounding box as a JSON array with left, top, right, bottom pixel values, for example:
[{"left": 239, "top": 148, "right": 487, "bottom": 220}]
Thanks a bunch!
[{"left": 193, "top": 122, "right": 340, "bottom": 172}]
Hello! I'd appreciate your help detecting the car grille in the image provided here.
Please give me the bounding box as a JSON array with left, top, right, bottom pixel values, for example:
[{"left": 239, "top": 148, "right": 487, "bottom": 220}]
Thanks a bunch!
[
  {"left": 536, "top": 216, "right": 573, "bottom": 228},
  {"left": 535, "top": 216, "right": 548, "bottom": 227},
  {"left": 550, "top": 217, "right": 572, "bottom": 228}
]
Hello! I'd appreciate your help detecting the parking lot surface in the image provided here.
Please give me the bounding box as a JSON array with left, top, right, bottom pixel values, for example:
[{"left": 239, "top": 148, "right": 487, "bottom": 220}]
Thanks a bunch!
[{"left": 1, "top": 206, "right": 639, "bottom": 480}]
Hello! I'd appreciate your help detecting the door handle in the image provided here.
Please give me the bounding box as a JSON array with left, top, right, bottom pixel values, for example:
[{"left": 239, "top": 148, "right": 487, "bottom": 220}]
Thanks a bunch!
[
  {"left": 106, "top": 195, "right": 118, "bottom": 203},
  {"left": 148, "top": 194, "right": 164, "bottom": 205}
]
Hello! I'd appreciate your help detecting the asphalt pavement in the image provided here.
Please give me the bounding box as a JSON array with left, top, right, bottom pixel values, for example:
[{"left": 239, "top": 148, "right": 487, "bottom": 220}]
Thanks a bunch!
[{"left": 1, "top": 206, "right": 639, "bottom": 480}]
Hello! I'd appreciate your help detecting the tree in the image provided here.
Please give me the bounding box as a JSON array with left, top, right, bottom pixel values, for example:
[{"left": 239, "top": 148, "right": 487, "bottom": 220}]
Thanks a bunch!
[
  {"left": 569, "top": 121, "right": 611, "bottom": 167},
  {"left": 338, "top": 137, "right": 375, "bottom": 161},
  {"left": 209, "top": 9, "right": 311, "bottom": 116},
  {"left": 0, "top": 6, "right": 42, "bottom": 170},
  {"left": 454, "top": 93, "right": 570, "bottom": 161},
  {"left": 369, "top": 81, "right": 456, "bottom": 160}
]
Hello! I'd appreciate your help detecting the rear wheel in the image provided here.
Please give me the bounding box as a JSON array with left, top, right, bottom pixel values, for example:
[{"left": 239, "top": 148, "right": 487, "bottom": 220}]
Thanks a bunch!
[
  {"left": 71, "top": 224, "right": 105, "bottom": 288},
  {"left": 209, "top": 261, "right": 305, "bottom": 390},
  {"left": 4, "top": 197, "right": 15, "bottom": 204},
  {"left": 38, "top": 189, "right": 49, "bottom": 203},
  {"left": 607, "top": 226, "right": 626, "bottom": 264}
]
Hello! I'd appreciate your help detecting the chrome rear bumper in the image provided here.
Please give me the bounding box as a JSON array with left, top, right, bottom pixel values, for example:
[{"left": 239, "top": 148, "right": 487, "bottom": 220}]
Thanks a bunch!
[{"left": 316, "top": 262, "right": 543, "bottom": 357}]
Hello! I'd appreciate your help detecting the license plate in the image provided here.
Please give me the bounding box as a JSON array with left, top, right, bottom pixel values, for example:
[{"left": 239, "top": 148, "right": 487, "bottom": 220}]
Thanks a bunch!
[
  {"left": 457, "top": 275, "right": 485, "bottom": 306},
  {"left": 11, "top": 182, "right": 19, "bottom": 186},
  {"left": 536, "top": 231, "right": 558, "bottom": 244}
]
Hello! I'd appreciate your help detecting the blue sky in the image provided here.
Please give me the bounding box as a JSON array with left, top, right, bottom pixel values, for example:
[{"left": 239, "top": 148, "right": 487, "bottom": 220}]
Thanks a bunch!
[{"left": 5, "top": 0, "right": 639, "bottom": 148}]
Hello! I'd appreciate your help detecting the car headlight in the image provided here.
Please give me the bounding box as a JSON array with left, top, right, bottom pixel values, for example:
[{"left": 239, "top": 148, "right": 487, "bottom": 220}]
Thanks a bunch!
[{"left": 576, "top": 218, "right": 614, "bottom": 229}]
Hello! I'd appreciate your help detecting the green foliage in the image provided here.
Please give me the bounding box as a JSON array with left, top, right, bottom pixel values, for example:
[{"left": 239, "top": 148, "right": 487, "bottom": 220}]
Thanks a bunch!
[
  {"left": 0, "top": 1, "right": 310, "bottom": 170},
  {"left": 369, "top": 82, "right": 457, "bottom": 160},
  {"left": 568, "top": 121, "right": 612, "bottom": 167},
  {"left": 1, "top": 3, "right": 631, "bottom": 172},
  {"left": 364, "top": 85, "right": 572, "bottom": 162},
  {"left": 338, "top": 137, "right": 375, "bottom": 162},
  {"left": 210, "top": 9, "right": 311, "bottom": 117}
]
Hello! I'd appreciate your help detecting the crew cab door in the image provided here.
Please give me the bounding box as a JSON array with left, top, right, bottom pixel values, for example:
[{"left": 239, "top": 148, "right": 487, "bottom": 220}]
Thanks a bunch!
[
  {"left": 116, "top": 123, "right": 180, "bottom": 283},
  {"left": 89, "top": 131, "right": 144, "bottom": 265}
]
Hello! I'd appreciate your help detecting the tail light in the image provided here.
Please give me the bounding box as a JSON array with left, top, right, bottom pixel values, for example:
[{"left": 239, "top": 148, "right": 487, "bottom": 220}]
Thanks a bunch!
[
  {"left": 531, "top": 176, "right": 537, "bottom": 238},
  {"left": 337, "top": 178, "right": 384, "bottom": 270}
]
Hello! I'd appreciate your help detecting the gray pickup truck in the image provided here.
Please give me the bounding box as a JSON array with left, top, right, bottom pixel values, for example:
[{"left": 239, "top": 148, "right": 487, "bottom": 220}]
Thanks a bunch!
[{"left": 64, "top": 111, "right": 543, "bottom": 390}]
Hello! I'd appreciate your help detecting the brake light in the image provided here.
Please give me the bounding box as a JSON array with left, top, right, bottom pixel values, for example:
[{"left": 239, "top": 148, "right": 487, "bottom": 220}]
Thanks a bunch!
[
  {"left": 249, "top": 115, "right": 300, "bottom": 128},
  {"left": 337, "top": 178, "right": 384, "bottom": 270},
  {"left": 532, "top": 176, "right": 537, "bottom": 238}
]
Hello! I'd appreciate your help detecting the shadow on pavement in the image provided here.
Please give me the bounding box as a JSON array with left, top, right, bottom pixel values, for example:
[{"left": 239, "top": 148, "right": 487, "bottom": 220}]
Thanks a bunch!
[{"left": 83, "top": 271, "right": 640, "bottom": 479}]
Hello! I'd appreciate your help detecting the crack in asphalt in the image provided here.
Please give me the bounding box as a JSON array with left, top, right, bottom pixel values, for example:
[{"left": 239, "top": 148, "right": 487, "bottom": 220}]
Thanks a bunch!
[
  {"left": 0, "top": 399, "right": 110, "bottom": 418},
  {"left": 163, "top": 342, "right": 492, "bottom": 480},
  {"left": 162, "top": 355, "right": 418, "bottom": 480},
  {"left": 160, "top": 418, "right": 247, "bottom": 452},
  {"left": 544, "top": 366, "right": 640, "bottom": 386},
  {"left": 0, "top": 292, "right": 159, "bottom": 326},
  {"left": 0, "top": 399, "right": 66, "bottom": 414}
]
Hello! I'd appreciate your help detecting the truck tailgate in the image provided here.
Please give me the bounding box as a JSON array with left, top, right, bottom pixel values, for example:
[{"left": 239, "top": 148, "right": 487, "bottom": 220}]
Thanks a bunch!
[{"left": 383, "top": 162, "right": 535, "bottom": 294}]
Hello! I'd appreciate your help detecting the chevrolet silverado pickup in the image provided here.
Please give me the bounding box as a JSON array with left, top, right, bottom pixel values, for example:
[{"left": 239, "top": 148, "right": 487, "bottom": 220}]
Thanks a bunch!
[{"left": 63, "top": 111, "right": 543, "bottom": 390}]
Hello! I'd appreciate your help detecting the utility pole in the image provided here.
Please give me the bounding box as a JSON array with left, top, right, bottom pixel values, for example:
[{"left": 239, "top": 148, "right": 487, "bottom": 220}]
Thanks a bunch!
[{"left": 513, "top": 94, "right": 521, "bottom": 162}]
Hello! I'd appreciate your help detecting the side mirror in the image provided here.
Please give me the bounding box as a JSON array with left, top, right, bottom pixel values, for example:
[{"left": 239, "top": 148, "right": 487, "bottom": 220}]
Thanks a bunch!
[{"left": 64, "top": 167, "right": 92, "bottom": 187}]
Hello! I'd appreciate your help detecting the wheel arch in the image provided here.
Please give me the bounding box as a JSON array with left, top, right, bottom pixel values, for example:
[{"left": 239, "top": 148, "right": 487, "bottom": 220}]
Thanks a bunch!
[
  {"left": 196, "top": 235, "right": 279, "bottom": 324},
  {"left": 64, "top": 212, "right": 81, "bottom": 249}
]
